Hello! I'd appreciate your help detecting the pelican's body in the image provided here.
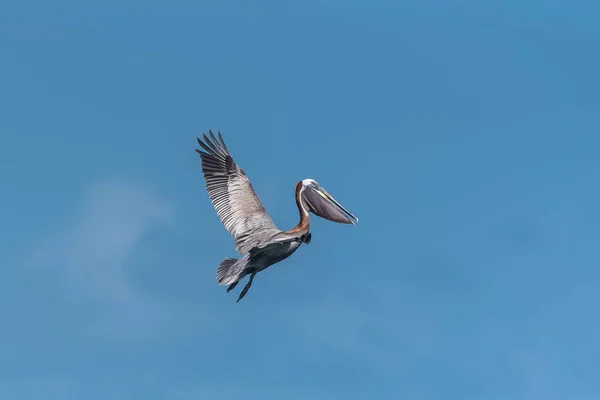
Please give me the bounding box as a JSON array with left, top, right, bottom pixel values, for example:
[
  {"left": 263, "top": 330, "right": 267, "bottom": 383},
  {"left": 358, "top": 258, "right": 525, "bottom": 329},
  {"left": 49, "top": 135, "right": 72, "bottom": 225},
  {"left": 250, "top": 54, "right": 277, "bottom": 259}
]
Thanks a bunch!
[{"left": 195, "top": 131, "right": 358, "bottom": 302}]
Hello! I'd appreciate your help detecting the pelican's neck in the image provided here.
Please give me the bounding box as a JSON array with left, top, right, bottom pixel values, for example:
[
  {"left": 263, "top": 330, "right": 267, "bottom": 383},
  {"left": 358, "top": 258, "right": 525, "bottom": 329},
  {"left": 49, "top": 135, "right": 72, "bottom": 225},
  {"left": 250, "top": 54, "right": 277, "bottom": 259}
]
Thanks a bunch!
[{"left": 288, "top": 181, "right": 310, "bottom": 234}]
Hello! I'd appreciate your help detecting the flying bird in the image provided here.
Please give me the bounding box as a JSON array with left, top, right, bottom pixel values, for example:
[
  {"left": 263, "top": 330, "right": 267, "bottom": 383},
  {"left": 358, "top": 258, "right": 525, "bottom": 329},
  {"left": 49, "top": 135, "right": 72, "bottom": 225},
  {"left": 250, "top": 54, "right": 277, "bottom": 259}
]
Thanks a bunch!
[{"left": 195, "top": 130, "right": 358, "bottom": 302}]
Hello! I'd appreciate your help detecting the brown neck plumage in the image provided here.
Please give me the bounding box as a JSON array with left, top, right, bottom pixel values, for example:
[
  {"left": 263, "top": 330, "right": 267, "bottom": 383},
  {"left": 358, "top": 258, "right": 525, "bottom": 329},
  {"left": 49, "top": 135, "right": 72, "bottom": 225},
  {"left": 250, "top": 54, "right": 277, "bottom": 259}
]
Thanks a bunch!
[{"left": 286, "top": 181, "right": 310, "bottom": 235}]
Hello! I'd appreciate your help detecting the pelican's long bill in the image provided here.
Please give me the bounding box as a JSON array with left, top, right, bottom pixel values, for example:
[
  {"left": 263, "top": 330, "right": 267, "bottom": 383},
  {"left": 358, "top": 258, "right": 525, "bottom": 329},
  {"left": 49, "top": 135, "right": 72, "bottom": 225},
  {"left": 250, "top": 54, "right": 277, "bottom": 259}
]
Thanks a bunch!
[{"left": 302, "top": 185, "right": 359, "bottom": 224}]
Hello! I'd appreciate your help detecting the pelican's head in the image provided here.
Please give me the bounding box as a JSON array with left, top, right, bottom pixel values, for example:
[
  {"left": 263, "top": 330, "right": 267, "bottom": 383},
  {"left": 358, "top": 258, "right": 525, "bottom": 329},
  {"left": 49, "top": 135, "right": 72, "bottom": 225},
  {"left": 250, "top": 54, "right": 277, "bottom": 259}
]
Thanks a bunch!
[{"left": 300, "top": 179, "right": 358, "bottom": 224}]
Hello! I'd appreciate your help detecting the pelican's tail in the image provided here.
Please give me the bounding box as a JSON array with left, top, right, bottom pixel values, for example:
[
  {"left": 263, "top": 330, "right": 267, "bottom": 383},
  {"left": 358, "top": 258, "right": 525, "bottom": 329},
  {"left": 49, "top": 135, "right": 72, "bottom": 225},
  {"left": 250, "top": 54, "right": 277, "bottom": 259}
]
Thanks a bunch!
[{"left": 216, "top": 254, "right": 250, "bottom": 286}]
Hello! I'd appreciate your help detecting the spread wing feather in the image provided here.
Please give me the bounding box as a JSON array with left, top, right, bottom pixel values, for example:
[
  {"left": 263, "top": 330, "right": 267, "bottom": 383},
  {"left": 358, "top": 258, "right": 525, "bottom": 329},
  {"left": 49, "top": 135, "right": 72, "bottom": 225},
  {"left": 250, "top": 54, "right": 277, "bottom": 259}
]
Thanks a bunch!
[{"left": 195, "top": 130, "right": 280, "bottom": 254}]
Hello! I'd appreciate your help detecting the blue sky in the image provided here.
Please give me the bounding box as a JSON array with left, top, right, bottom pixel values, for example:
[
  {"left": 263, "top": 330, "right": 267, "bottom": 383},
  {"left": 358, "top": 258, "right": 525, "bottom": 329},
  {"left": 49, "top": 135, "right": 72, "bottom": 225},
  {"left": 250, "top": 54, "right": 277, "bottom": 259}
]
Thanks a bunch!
[{"left": 1, "top": 1, "right": 599, "bottom": 399}]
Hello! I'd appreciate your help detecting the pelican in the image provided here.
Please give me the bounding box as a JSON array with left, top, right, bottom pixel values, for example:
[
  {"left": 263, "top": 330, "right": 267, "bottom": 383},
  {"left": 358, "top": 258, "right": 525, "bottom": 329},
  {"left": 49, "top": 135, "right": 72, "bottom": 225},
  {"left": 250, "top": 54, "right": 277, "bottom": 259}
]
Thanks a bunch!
[{"left": 195, "top": 130, "right": 358, "bottom": 302}]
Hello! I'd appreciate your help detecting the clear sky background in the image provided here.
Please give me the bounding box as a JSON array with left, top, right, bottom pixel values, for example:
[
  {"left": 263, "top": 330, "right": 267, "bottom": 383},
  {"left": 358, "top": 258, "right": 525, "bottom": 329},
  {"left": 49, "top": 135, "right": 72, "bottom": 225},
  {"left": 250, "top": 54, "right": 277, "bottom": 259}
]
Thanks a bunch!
[{"left": 1, "top": 1, "right": 599, "bottom": 399}]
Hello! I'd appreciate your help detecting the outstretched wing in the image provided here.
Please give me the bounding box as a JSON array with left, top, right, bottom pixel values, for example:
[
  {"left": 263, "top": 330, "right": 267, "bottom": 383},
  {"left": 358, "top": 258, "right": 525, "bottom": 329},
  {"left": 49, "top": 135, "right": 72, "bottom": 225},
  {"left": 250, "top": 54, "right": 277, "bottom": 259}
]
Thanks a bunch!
[{"left": 195, "top": 130, "right": 280, "bottom": 254}]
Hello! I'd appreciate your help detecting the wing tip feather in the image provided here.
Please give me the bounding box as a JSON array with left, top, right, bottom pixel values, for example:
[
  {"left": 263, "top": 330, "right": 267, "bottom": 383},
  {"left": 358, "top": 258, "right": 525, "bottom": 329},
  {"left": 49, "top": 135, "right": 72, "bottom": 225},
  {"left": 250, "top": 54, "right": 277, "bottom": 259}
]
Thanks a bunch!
[{"left": 196, "top": 130, "right": 230, "bottom": 157}]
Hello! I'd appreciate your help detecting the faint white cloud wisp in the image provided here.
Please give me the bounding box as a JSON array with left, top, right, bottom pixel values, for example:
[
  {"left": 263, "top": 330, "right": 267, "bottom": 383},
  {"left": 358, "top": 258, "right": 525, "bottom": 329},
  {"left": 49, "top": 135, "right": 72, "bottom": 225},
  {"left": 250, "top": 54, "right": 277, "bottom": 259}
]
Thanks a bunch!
[{"left": 27, "top": 180, "right": 173, "bottom": 339}]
